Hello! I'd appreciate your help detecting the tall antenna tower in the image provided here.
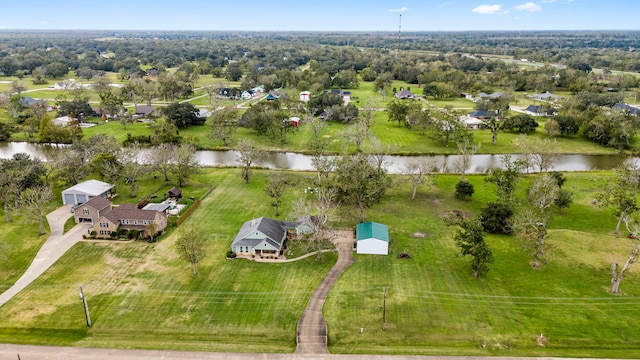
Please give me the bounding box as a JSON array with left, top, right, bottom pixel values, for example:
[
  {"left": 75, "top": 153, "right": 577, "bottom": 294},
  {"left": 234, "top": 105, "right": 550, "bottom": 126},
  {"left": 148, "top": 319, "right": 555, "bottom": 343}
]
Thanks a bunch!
[{"left": 398, "top": 14, "right": 402, "bottom": 39}]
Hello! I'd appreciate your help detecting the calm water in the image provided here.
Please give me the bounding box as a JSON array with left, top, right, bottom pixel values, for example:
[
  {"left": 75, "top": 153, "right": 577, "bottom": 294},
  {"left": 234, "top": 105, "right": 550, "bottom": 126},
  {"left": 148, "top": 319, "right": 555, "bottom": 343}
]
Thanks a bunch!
[{"left": 0, "top": 142, "right": 633, "bottom": 174}]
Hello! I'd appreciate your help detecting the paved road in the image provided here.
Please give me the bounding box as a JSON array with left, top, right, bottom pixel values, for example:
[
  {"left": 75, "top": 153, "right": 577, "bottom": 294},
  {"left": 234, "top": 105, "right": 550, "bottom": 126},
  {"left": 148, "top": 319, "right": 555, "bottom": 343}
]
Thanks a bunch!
[
  {"left": 295, "top": 231, "right": 355, "bottom": 354},
  {"left": 0, "top": 344, "right": 622, "bottom": 360},
  {"left": 0, "top": 205, "right": 88, "bottom": 307}
]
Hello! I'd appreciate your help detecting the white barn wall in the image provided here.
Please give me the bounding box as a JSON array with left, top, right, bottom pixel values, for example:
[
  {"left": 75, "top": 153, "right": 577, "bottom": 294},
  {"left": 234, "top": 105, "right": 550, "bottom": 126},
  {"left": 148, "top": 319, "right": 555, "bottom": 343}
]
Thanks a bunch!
[{"left": 357, "top": 238, "right": 388, "bottom": 255}]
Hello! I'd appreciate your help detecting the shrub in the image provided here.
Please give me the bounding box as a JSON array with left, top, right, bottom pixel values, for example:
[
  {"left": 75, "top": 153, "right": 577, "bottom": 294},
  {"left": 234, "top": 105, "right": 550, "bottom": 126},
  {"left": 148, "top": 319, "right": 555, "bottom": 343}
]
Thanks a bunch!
[
  {"left": 480, "top": 202, "right": 514, "bottom": 234},
  {"left": 110, "top": 231, "right": 118, "bottom": 238},
  {"left": 455, "top": 180, "right": 475, "bottom": 200},
  {"left": 399, "top": 251, "right": 412, "bottom": 259},
  {"left": 226, "top": 251, "right": 237, "bottom": 258}
]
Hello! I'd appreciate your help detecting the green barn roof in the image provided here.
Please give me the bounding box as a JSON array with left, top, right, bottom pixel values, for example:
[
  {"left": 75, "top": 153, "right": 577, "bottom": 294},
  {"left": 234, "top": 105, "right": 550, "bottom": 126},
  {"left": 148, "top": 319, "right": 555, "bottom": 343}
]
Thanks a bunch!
[{"left": 356, "top": 221, "right": 389, "bottom": 242}]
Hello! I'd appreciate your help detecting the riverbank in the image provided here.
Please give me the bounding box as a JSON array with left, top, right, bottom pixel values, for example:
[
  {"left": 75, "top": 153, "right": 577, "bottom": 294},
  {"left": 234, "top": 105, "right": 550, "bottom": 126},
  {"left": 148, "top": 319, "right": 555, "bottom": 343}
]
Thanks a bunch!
[{"left": 1, "top": 141, "right": 635, "bottom": 174}]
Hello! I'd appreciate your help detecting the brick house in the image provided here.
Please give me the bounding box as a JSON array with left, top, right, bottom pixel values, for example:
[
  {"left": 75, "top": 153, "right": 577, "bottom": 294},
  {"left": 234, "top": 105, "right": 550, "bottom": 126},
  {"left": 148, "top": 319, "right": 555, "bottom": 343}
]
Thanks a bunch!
[
  {"left": 92, "top": 203, "right": 167, "bottom": 239},
  {"left": 74, "top": 196, "right": 113, "bottom": 224}
]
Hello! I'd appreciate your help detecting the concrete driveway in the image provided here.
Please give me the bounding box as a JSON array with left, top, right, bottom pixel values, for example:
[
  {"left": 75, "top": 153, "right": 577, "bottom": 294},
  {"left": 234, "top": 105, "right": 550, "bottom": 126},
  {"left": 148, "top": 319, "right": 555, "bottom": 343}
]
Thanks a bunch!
[
  {"left": 296, "top": 230, "right": 355, "bottom": 354},
  {"left": 0, "top": 205, "right": 89, "bottom": 307}
]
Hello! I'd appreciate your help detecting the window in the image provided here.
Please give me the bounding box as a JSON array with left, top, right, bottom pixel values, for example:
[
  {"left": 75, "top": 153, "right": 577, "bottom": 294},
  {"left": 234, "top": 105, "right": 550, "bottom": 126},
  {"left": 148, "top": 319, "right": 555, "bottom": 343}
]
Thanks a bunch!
[
  {"left": 143, "top": 220, "right": 149, "bottom": 225},
  {"left": 100, "top": 222, "right": 108, "bottom": 228},
  {"left": 134, "top": 220, "right": 138, "bottom": 225},
  {"left": 99, "top": 230, "right": 109, "bottom": 235},
  {"left": 83, "top": 208, "right": 89, "bottom": 215},
  {"left": 122, "top": 219, "right": 129, "bottom": 225}
]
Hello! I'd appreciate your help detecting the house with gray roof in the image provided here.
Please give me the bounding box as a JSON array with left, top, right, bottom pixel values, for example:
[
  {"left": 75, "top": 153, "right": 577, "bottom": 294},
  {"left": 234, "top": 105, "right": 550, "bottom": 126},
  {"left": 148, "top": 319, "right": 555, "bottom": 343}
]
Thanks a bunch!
[
  {"left": 612, "top": 103, "right": 639, "bottom": 116},
  {"left": 231, "top": 217, "right": 291, "bottom": 258},
  {"left": 533, "top": 91, "right": 561, "bottom": 102}
]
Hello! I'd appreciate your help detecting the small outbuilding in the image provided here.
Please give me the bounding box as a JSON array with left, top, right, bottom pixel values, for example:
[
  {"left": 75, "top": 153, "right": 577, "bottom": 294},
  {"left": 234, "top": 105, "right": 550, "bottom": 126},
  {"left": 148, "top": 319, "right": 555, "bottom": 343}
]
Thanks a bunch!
[
  {"left": 166, "top": 187, "right": 182, "bottom": 200},
  {"left": 356, "top": 221, "right": 389, "bottom": 255},
  {"left": 62, "top": 179, "right": 114, "bottom": 206}
]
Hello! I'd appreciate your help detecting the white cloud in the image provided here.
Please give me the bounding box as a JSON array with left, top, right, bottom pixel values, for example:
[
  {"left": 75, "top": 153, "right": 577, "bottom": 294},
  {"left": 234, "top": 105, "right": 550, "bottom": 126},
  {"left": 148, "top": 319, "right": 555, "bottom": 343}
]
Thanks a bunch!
[
  {"left": 388, "top": 7, "right": 408, "bottom": 12},
  {"left": 538, "top": 0, "right": 557, "bottom": 3},
  {"left": 472, "top": 4, "right": 503, "bottom": 14},
  {"left": 515, "top": 2, "right": 542, "bottom": 11}
]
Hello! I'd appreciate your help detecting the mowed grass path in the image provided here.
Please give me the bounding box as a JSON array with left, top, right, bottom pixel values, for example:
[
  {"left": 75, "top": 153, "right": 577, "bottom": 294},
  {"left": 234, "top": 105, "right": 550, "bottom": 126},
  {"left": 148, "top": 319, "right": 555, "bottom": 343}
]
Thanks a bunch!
[{"left": 0, "top": 169, "right": 336, "bottom": 353}]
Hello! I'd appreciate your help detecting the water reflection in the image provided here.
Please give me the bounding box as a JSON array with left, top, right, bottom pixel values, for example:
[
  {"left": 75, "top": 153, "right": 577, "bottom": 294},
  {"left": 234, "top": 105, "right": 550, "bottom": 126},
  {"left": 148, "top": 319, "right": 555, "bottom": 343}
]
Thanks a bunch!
[{"left": 0, "top": 142, "right": 634, "bottom": 174}]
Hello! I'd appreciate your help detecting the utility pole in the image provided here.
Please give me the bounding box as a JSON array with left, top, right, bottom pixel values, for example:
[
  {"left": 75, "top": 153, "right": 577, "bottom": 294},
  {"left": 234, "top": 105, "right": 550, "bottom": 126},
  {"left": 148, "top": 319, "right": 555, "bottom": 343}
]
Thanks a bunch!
[
  {"left": 398, "top": 14, "right": 402, "bottom": 39},
  {"left": 79, "top": 286, "right": 92, "bottom": 326},
  {"left": 382, "top": 287, "right": 387, "bottom": 330}
]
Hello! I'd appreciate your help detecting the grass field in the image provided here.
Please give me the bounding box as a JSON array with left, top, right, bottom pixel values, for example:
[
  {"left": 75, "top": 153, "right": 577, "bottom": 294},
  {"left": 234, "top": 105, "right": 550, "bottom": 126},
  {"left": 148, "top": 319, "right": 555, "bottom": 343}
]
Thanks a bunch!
[{"left": 1, "top": 168, "right": 640, "bottom": 356}]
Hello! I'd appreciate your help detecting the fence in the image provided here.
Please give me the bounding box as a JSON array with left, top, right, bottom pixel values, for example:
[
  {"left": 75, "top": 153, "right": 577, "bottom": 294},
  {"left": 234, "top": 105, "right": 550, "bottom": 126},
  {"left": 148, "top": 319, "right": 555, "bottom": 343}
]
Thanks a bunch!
[{"left": 175, "top": 185, "right": 215, "bottom": 226}]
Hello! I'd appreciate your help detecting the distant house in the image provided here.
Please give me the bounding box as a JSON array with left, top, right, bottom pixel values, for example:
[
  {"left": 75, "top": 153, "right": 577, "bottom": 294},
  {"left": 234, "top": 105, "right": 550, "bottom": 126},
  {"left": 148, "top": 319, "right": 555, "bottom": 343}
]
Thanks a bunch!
[
  {"left": 74, "top": 196, "right": 112, "bottom": 224},
  {"left": 134, "top": 105, "right": 155, "bottom": 118},
  {"left": 299, "top": 91, "right": 311, "bottom": 102},
  {"left": 394, "top": 90, "right": 415, "bottom": 99},
  {"left": 53, "top": 116, "right": 76, "bottom": 127},
  {"left": 460, "top": 92, "right": 474, "bottom": 100},
  {"left": 265, "top": 93, "right": 280, "bottom": 101},
  {"left": 325, "top": 89, "right": 351, "bottom": 104},
  {"left": 241, "top": 90, "right": 255, "bottom": 100},
  {"left": 533, "top": 91, "right": 560, "bottom": 102},
  {"left": 62, "top": 179, "right": 115, "bottom": 206},
  {"left": 459, "top": 115, "right": 483, "bottom": 129},
  {"left": 231, "top": 217, "right": 290, "bottom": 257},
  {"left": 145, "top": 69, "right": 158, "bottom": 77},
  {"left": 356, "top": 221, "right": 389, "bottom": 255},
  {"left": 468, "top": 110, "right": 494, "bottom": 120},
  {"left": 612, "top": 103, "right": 639, "bottom": 116},
  {"left": 53, "top": 80, "right": 78, "bottom": 90},
  {"left": 525, "top": 105, "right": 558, "bottom": 117},
  {"left": 251, "top": 85, "right": 265, "bottom": 93},
  {"left": 341, "top": 91, "right": 351, "bottom": 104},
  {"left": 93, "top": 203, "right": 167, "bottom": 239},
  {"left": 476, "top": 92, "right": 506, "bottom": 101}
]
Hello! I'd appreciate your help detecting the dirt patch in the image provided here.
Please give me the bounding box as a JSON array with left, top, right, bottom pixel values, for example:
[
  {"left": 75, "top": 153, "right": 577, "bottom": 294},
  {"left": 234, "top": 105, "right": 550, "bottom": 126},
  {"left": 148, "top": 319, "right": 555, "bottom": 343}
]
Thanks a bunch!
[{"left": 411, "top": 232, "right": 427, "bottom": 238}]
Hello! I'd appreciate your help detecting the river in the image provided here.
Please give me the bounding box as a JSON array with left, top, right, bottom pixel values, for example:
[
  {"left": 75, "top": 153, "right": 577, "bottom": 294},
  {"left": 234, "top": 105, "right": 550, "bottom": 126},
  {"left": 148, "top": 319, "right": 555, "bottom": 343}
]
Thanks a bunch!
[{"left": 0, "top": 142, "right": 634, "bottom": 174}]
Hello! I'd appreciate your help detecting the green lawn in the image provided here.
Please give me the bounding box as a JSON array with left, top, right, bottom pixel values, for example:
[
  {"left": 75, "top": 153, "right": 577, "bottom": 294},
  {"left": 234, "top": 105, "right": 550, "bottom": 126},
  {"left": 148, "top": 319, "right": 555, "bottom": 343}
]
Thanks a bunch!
[
  {"left": 2, "top": 169, "right": 640, "bottom": 356},
  {"left": 325, "top": 172, "right": 640, "bottom": 357}
]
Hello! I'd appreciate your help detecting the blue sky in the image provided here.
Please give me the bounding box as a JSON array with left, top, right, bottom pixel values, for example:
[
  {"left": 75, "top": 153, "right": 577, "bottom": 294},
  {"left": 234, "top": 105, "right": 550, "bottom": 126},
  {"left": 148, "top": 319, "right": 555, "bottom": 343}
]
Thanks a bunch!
[{"left": 0, "top": 0, "right": 636, "bottom": 32}]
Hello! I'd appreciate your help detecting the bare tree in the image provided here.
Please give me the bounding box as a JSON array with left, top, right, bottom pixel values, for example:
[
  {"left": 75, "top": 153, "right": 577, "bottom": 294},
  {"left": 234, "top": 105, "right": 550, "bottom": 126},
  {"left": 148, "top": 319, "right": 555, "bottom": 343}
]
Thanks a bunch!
[
  {"left": 290, "top": 188, "right": 337, "bottom": 260},
  {"left": 611, "top": 215, "right": 640, "bottom": 294},
  {"left": 19, "top": 186, "right": 53, "bottom": 235},
  {"left": 119, "top": 145, "right": 147, "bottom": 198},
  {"left": 364, "top": 137, "right": 392, "bottom": 175},
  {"left": 311, "top": 152, "right": 334, "bottom": 185},
  {"left": 455, "top": 136, "right": 481, "bottom": 180},
  {"left": 149, "top": 143, "right": 178, "bottom": 181},
  {"left": 264, "top": 173, "right": 288, "bottom": 217},
  {"left": 172, "top": 144, "right": 200, "bottom": 187},
  {"left": 308, "top": 116, "right": 326, "bottom": 147},
  {"left": 517, "top": 135, "right": 559, "bottom": 172},
  {"left": 596, "top": 165, "right": 640, "bottom": 234},
  {"left": 175, "top": 228, "right": 207, "bottom": 276},
  {"left": 513, "top": 174, "right": 560, "bottom": 268},
  {"left": 145, "top": 221, "right": 163, "bottom": 243},
  {"left": 404, "top": 158, "right": 439, "bottom": 200},
  {"left": 340, "top": 118, "right": 371, "bottom": 152},
  {"left": 236, "top": 139, "right": 265, "bottom": 183},
  {"left": 209, "top": 107, "right": 239, "bottom": 146}
]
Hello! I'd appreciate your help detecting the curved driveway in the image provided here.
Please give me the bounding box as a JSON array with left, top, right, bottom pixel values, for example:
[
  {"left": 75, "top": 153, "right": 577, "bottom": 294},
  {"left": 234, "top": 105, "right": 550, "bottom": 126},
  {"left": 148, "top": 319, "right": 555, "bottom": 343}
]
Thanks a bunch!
[
  {"left": 296, "top": 231, "right": 355, "bottom": 354},
  {"left": 0, "top": 205, "right": 88, "bottom": 307}
]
